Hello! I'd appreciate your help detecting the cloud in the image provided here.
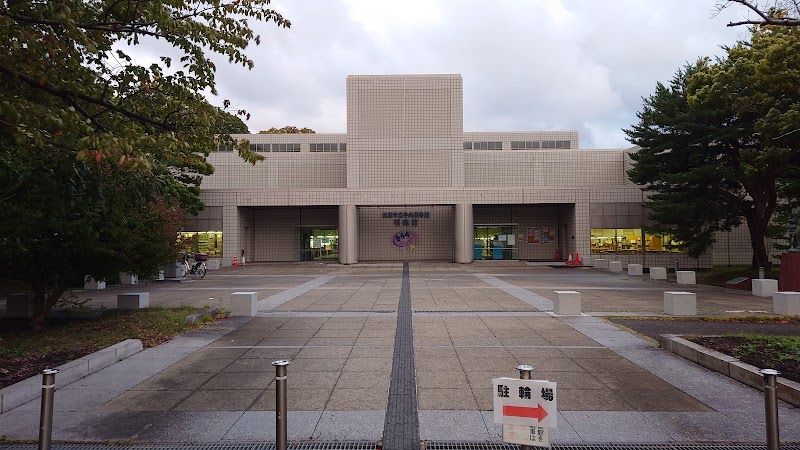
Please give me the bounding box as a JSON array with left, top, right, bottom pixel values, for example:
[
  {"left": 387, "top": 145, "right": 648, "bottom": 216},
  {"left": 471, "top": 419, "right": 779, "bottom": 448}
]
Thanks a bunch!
[{"left": 125, "top": 0, "right": 753, "bottom": 147}]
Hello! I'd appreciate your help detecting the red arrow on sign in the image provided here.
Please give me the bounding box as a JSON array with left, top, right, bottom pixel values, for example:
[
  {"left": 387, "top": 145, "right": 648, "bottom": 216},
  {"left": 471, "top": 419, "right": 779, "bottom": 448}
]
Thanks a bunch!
[{"left": 503, "top": 404, "right": 548, "bottom": 422}]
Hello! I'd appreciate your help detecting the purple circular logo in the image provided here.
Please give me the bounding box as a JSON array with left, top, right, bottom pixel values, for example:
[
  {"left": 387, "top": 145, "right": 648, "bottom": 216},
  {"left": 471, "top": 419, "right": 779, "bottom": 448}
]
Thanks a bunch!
[{"left": 392, "top": 231, "right": 418, "bottom": 250}]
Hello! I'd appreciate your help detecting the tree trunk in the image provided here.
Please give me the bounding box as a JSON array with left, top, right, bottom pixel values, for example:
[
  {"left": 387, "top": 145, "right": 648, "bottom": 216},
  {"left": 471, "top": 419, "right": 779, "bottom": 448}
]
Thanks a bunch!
[
  {"left": 749, "top": 228, "right": 769, "bottom": 269},
  {"left": 745, "top": 211, "right": 770, "bottom": 269},
  {"left": 29, "top": 285, "right": 67, "bottom": 330}
]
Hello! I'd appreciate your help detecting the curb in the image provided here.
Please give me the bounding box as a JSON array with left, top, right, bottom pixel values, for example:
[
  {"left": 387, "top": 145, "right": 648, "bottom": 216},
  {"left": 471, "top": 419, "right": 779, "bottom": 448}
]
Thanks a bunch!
[
  {"left": 0, "top": 339, "right": 142, "bottom": 414},
  {"left": 184, "top": 307, "right": 220, "bottom": 325},
  {"left": 659, "top": 334, "right": 800, "bottom": 407}
]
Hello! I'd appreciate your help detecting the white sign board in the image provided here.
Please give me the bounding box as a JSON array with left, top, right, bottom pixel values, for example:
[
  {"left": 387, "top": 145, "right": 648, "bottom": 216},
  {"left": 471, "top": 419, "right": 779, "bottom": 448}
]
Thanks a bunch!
[
  {"left": 504, "top": 424, "right": 550, "bottom": 447},
  {"left": 492, "top": 377, "right": 557, "bottom": 428}
]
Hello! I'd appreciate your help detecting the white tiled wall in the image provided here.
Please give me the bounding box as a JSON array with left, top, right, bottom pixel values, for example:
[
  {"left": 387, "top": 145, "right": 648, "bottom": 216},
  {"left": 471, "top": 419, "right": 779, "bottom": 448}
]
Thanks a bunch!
[{"left": 195, "top": 74, "right": 758, "bottom": 266}]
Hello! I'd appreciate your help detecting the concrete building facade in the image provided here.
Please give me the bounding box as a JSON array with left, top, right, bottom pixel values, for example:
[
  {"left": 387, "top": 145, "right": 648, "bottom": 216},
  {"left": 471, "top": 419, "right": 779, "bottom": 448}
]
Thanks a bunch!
[{"left": 191, "top": 74, "right": 767, "bottom": 268}]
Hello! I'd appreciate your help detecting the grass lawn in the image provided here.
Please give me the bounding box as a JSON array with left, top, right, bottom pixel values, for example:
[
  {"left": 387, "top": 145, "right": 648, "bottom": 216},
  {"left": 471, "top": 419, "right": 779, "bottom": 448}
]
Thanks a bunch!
[
  {"left": 0, "top": 306, "right": 219, "bottom": 389},
  {"left": 695, "top": 265, "right": 780, "bottom": 287},
  {"left": 689, "top": 334, "right": 800, "bottom": 383}
]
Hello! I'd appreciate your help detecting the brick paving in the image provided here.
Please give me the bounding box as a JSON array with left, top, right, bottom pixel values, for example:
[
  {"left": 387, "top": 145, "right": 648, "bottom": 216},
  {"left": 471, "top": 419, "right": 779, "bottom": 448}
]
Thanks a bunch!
[{"left": 1, "top": 262, "right": 799, "bottom": 444}]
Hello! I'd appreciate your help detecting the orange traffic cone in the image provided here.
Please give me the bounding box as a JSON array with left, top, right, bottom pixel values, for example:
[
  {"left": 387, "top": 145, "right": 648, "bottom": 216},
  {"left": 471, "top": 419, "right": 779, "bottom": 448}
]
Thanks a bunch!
[
  {"left": 233, "top": 256, "right": 239, "bottom": 267},
  {"left": 566, "top": 253, "right": 573, "bottom": 265},
  {"left": 575, "top": 252, "right": 582, "bottom": 265}
]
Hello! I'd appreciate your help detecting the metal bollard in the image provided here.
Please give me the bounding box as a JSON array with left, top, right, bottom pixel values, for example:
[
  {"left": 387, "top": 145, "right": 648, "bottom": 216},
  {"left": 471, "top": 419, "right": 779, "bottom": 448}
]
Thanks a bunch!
[
  {"left": 759, "top": 266, "right": 765, "bottom": 280},
  {"left": 760, "top": 369, "right": 780, "bottom": 450},
  {"left": 674, "top": 258, "right": 679, "bottom": 274},
  {"left": 272, "top": 360, "right": 290, "bottom": 450},
  {"left": 38, "top": 368, "right": 59, "bottom": 450},
  {"left": 517, "top": 364, "right": 534, "bottom": 450}
]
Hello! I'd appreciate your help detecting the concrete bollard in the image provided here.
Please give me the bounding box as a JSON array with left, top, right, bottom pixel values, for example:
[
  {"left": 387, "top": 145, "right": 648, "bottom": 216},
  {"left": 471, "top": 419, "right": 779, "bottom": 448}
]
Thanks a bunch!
[
  {"left": 663, "top": 291, "right": 697, "bottom": 316},
  {"left": 650, "top": 267, "right": 667, "bottom": 280},
  {"left": 608, "top": 261, "right": 623, "bottom": 272},
  {"left": 752, "top": 279, "right": 779, "bottom": 298},
  {"left": 230, "top": 291, "right": 258, "bottom": 316},
  {"left": 627, "top": 264, "right": 643, "bottom": 276},
  {"left": 773, "top": 291, "right": 800, "bottom": 315},
  {"left": 676, "top": 271, "right": 696, "bottom": 285},
  {"left": 553, "top": 291, "right": 581, "bottom": 315}
]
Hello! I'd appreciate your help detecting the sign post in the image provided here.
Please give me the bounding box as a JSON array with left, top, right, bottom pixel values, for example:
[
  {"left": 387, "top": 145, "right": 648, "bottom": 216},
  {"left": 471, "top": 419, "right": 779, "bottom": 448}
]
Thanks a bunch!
[{"left": 493, "top": 365, "right": 557, "bottom": 448}]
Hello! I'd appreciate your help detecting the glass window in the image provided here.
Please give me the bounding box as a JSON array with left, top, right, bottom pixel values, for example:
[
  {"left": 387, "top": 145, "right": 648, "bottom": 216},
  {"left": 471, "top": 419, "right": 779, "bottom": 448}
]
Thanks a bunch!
[
  {"left": 464, "top": 142, "right": 473, "bottom": 150},
  {"left": 590, "top": 228, "right": 641, "bottom": 253},
  {"left": 645, "top": 232, "right": 685, "bottom": 252},
  {"left": 340, "top": 143, "right": 346, "bottom": 152},
  {"left": 178, "top": 231, "right": 223, "bottom": 257}
]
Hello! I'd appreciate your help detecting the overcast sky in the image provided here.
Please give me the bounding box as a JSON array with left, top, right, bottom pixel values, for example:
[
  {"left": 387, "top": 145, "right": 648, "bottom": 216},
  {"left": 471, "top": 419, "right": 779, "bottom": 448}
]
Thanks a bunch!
[{"left": 136, "top": 1, "right": 758, "bottom": 148}]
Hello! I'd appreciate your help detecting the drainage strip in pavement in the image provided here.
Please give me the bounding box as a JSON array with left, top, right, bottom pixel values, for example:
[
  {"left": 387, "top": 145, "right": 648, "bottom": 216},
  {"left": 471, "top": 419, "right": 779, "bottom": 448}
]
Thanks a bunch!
[
  {"left": 3, "top": 443, "right": 800, "bottom": 450},
  {"left": 382, "top": 261, "right": 420, "bottom": 450}
]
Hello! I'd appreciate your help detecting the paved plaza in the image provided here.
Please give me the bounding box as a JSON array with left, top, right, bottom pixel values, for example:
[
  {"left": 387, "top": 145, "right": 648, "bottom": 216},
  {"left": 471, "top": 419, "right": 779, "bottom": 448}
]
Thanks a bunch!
[{"left": 1, "top": 262, "right": 798, "bottom": 445}]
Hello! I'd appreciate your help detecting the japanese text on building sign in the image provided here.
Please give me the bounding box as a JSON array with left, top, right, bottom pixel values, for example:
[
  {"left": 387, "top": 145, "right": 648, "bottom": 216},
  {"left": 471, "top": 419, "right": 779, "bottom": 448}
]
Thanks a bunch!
[{"left": 382, "top": 211, "right": 430, "bottom": 227}]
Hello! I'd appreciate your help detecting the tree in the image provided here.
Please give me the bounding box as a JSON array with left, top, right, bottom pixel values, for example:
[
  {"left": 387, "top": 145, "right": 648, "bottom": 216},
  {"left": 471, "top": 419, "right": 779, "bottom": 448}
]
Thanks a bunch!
[
  {"left": 719, "top": 1, "right": 800, "bottom": 27},
  {"left": 626, "top": 27, "right": 800, "bottom": 268},
  {"left": 1, "top": 144, "right": 186, "bottom": 327},
  {"left": 0, "top": 1, "right": 288, "bottom": 165},
  {"left": 258, "top": 126, "right": 316, "bottom": 134},
  {"left": 214, "top": 109, "right": 250, "bottom": 135},
  {"left": 0, "top": 0, "right": 289, "bottom": 326}
]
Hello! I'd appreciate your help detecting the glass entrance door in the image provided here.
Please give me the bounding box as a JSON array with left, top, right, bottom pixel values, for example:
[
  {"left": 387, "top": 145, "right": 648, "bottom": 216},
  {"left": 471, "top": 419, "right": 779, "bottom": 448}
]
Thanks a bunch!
[
  {"left": 473, "top": 225, "right": 518, "bottom": 260},
  {"left": 295, "top": 227, "right": 339, "bottom": 261}
]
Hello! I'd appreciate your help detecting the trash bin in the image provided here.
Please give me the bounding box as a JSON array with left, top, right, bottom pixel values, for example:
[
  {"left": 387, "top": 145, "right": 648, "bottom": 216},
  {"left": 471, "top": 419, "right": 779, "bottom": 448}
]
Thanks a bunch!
[
  {"left": 493, "top": 244, "right": 504, "bottom": 260},
  {"left": 474, "top": 243, "right": 483, "bottom": 260}
]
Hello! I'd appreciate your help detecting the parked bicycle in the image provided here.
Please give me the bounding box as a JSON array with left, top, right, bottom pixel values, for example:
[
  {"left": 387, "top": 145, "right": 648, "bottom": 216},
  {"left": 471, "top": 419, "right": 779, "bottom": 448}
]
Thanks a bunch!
[{"left": 180, "top": 252, "right": 208, "bottom": 279}]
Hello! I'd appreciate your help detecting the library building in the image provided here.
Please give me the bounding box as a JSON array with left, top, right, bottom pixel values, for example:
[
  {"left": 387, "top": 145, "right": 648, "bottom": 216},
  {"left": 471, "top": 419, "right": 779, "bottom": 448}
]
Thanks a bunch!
[{"left": 184, "top": 74, "right": 767, "bottom": 268}]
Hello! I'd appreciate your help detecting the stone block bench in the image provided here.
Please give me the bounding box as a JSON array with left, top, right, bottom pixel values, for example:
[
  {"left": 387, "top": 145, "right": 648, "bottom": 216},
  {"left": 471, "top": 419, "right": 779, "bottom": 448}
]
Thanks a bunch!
[
  {"left": 593, "top": 258, "right": 608, "bottom": 269},
  {"left": 676, "top": 271, "right": 696, "bottom": 285},
  {"left": 650, "top": 267, "right": 667, "bottom": 280},
  {"left": 117, "top": 292, "right": 149, "bottom": 309},
  {"left": 608, "top": 261, "right": 623, "bottom": 272},
  {"left": 752, "top": 279, "right": 778, "bottom": 298},
  {"left": 664, "top": 291, "right": 696, "bottom": 316},
  {"left": 773, "top": 291, "right": 800, "bottom": 316},
  {"left": 553, "top": 291, "right": 581, "bottom": 315},
  {"left": 230, "top": 291, "right": 258, "bottom": 316},
  {"left": 206, "top": 259, "right": 221, "bottom": 270},
  {"left": 6, "top": 293, "right": 33, "bottom": 318},
  {"left": 627, "top": 263, "right": 643, "bottom": 276},
  {"left": 119, "top": 273, "right": 138, "bottom": 285},
  {"left": 84, "top": 276, "right": 106, "bottom": 290}
]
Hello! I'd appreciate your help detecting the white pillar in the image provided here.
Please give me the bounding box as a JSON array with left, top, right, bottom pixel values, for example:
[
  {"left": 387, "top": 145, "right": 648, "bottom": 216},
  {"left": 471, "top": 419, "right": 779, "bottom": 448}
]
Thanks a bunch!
[
  {"left": 339, "top": 205, "right": 358, "bottom": 265},
  {"left": 454, "top": 203, "right": 474, "bottom": 263}
]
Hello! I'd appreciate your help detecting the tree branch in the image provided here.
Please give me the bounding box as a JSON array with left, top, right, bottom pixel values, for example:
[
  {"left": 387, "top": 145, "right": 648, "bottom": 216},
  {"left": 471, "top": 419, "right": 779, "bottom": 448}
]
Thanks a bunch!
[
  {"left": 725, "top": 0, "right": 800, "bottom": 26},
  {"left": 0, "top": 63, "right": 173, "bottom": 131}
]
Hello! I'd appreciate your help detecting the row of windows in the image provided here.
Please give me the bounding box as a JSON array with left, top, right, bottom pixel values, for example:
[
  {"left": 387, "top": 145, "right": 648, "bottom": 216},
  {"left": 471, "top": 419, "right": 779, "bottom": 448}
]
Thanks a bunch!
[
  {"left": 591, "top": 228, "right": 685, "bottom": 253},
  {"left": 464, "top": 141, "right": 573, "bottom": 151},
  {"left": 310, "top": 143, "right": 347, "bottom": 152},
  {"left": 512, "top": 140, "right": 572, "bottom": 149},
  {"left": 464, "top": 141, "right": 503, "bottom": 150},
  {"left": 217, "top": 140, "right": 570, "bottom": 152},
  {"left": 217, "top": 143, "right": 345, "bottom": 153}
]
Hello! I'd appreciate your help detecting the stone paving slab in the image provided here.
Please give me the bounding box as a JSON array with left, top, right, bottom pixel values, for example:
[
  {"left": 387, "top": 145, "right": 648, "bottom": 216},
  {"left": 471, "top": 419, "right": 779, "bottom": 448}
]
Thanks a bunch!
[{"left": 3, "top": 262, "right": 800, "bottom": 445}]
